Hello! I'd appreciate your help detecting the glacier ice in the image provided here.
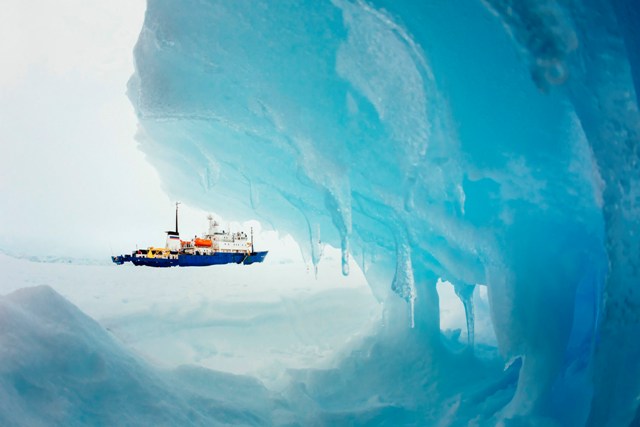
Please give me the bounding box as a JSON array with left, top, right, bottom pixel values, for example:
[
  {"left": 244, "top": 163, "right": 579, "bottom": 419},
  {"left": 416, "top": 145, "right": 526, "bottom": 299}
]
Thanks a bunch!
[{"left": 124, "top": 0, "right": 639, "bottom": 425}]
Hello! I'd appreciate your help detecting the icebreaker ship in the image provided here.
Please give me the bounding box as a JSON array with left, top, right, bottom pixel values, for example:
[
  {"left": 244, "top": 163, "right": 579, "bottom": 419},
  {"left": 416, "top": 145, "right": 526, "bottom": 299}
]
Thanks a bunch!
[
  {"left": 128, "top": 0, "right": 640, "bottom": 425},
  {"left": 112, "top": 203, "right": 268, "bottom": 267}
]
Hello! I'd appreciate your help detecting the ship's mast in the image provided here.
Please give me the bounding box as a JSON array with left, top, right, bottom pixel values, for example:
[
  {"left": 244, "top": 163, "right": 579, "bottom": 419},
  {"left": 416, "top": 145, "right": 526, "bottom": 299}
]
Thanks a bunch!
[
  {"left": 175, "top": 202, "right": 180, "bottom": 234},
  {"left": 251, "top": 227, "right": 254, "bottom": 253},
  {"left": 165, "top": 202, "right": 181, "bottom": 251}
]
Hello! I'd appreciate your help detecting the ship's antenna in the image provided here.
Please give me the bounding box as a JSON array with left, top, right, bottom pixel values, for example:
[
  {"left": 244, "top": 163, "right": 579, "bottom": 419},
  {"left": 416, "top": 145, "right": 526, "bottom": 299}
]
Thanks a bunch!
[{"left": 175, "top": 202, "right": 181, "bottom": 234}]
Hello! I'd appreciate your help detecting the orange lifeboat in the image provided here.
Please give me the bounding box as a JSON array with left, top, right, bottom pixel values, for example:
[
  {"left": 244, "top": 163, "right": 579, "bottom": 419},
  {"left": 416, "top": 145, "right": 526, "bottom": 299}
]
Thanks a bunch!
[{"left": 194, "top": 238, "right": 212, "bottom": 247}]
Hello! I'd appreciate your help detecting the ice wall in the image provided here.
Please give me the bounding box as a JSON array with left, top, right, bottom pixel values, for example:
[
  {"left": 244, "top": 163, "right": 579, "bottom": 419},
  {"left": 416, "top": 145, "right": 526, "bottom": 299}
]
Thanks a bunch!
[
  {"left": 481, "top": 2, "right": 640, "bottom": 425},
  {"left": 129, "top": 0, "right": 639, "bottom": 424}
]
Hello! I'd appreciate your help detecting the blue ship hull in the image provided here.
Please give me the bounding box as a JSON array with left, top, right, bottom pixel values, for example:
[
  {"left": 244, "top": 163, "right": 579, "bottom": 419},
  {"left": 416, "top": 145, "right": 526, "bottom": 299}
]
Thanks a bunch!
[{"left": 112, "top": 251, "right": 268, "bottom": 267}]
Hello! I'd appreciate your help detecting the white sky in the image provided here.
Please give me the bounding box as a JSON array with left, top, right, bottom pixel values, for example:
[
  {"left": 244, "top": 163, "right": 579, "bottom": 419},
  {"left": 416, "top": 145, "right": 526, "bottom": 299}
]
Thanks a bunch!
[
  {"left": 0, "top": 0, "right": 303, "bottom": 262},
  {"left": 0, "top": 0, "right": 157, "bottom": 256}
]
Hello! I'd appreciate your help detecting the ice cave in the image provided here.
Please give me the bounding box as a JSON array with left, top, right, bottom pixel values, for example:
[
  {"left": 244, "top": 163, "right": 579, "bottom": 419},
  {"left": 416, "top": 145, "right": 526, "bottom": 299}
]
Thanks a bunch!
[{"left": 1, "top": 0, "right": 639, "bottom": 425}]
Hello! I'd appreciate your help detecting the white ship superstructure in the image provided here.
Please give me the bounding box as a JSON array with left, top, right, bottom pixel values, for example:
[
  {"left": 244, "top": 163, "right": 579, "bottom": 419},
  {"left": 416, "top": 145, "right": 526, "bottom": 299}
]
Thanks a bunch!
[{"left": 181, "top": 215, "right": 253, "bottom": 256}]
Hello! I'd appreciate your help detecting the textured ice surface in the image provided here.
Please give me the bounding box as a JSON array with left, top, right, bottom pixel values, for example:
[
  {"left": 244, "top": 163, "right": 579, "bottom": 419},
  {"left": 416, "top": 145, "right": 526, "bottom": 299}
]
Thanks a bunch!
[
  {"left": 0, "top": 256, "right": 503, "bottom": 425},
  {"left": 0, "top": 253, "right": 386, "bottom": 425},
  {"left": 0, "top": 284, "right": 294, "bottom": 426},
  {"left": 52, "top": 0, "right": 637, "bottom": 424},
  {"left": 0, "top": 253, "right": 378, "bottom": 383},
  {"left": 0, "top": 0, "right": 640, "bottom": 426}
]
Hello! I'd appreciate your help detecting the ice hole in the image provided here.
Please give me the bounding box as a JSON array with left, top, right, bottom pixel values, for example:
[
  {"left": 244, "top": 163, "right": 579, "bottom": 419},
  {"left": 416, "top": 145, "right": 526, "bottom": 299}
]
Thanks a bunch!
[
  {"left": 437, "top": 279, "right": 468, "bottom": 345},
  {"left": 472, "top": 285, "right": 498, "bottom": 348}
]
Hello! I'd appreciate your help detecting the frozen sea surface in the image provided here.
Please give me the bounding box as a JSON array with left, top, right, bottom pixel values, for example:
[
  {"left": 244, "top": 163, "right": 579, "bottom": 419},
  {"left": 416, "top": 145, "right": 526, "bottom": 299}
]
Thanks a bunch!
[
  {"left": 0, "top": 253, "right": 498, "bottom": 425},
  {"left": 0, "top": 253, "right": 379, "bottom": 384}
]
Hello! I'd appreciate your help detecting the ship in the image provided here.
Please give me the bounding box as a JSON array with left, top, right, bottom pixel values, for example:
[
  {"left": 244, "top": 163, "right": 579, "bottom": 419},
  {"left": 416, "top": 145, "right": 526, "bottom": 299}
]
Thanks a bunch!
[{"left": 112, "top": 203, "right": 268, "bottom": 267}]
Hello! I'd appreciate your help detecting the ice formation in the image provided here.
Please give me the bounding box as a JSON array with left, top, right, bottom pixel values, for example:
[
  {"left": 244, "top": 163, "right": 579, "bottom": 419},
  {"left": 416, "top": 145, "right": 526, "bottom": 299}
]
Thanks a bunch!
[
  {"left": 126, "top": 0, "right": 639, "bottom": 425},
  {"left": 0, "top": 285, "right": 294, "bottom": 426}
]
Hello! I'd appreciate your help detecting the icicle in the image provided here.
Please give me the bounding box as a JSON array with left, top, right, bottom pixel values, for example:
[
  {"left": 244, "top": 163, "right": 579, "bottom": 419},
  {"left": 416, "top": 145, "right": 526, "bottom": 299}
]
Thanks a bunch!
[
  {"left": 391, "top": 241, "right": 416, "bottom": 328},
  {"left": 324, "top": 188, "right": 352, "bottom": 277},
  {"left": 310, "top": 223, "right": 323, "bottom": 278},
  {"left": 453, "top": 282, "right": 476, "bottom": 349},
  {"left": 341, "top": 235, "right": 350, "bottom": 276}
]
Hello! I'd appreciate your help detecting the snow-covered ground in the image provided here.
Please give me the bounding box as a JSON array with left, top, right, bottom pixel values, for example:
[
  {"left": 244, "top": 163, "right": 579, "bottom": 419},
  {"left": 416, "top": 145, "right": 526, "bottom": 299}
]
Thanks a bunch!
[
  {"left": 0, "top": 252, "right": 380, "bottom": 386},
  {"left": 0, "top": 247, "right": 501, "bottom": 425},
  {"left": 0, "top": 283, "right": 296, "bottom": 426}
]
